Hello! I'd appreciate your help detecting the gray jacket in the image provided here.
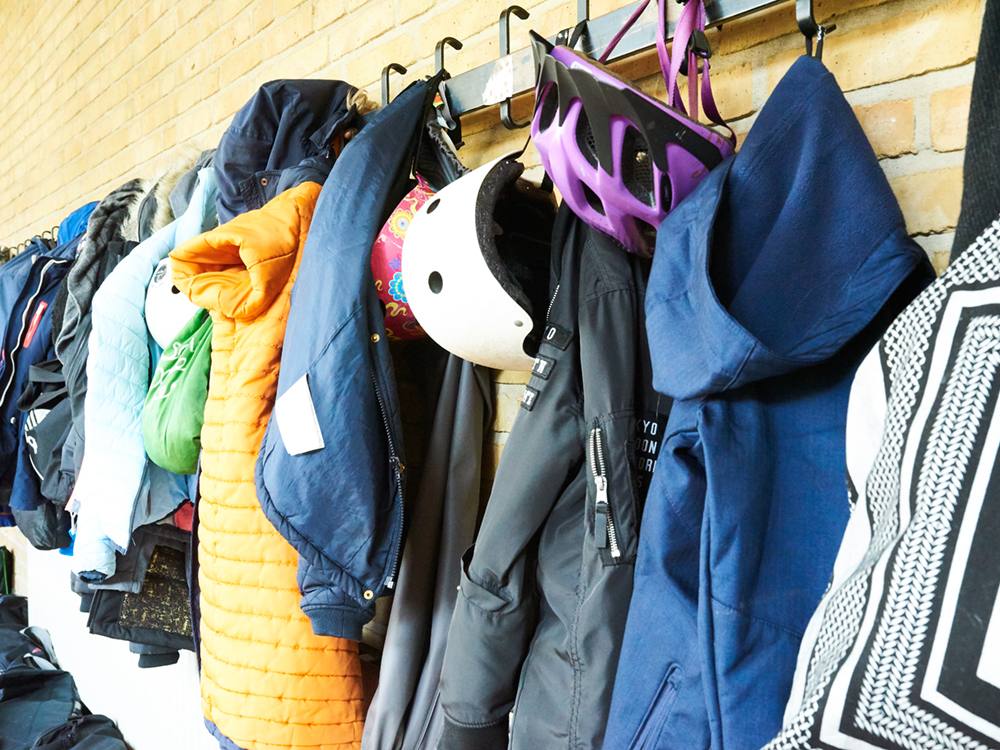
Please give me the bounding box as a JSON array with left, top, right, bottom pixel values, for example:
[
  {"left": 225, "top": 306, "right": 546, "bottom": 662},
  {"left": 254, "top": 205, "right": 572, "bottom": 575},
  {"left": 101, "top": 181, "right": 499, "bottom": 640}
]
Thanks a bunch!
[
  {"left": 439, "top": 209, "right": 668, "bottom": 749},
  {"left": 363, "top": 354, "right": 493, "bottom": 750},
  {"left": 53, "top": 179, "right": 149, "bottom": 488}
]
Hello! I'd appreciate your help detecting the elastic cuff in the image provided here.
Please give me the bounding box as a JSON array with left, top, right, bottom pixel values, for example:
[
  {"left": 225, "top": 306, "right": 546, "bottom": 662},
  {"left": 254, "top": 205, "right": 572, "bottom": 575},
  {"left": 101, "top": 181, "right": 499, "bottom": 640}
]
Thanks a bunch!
[
  {"left": 439, "top": 718, "right": 508, "bottom": 750},
  {"left": 302, "top": 603, "right": 372, "bottom": 641}
]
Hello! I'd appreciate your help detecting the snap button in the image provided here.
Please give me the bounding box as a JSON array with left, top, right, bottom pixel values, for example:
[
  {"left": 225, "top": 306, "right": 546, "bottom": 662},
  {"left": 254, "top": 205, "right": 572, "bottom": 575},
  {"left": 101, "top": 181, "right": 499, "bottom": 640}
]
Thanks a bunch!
[
  {"left": 363, "top": 590, "right": 374, "bottom": 600},
  {"left": 260, "top": 177, "right": 268, "bottom": 186},
  {"left": 371, "top": 333, "right": 381, "bottom": 343}
]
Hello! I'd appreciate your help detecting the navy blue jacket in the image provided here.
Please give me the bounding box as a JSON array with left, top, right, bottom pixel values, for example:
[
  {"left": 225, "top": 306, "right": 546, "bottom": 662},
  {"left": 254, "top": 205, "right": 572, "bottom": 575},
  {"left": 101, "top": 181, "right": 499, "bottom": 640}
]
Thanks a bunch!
[
  {"left": 0, "top": 203, "right": 94, "bottom": 527},
  {"left": 0, "top": 243, "right": 77, "bottom": 527},
  {"left": 604, "top": 57, "right": 934, "bottom": 750},
  {"left": 256, "top": 80, "right": 436, "bottom": 640},
  {"left": 214, "top": 79, "right": 360, "bottom": 223}
]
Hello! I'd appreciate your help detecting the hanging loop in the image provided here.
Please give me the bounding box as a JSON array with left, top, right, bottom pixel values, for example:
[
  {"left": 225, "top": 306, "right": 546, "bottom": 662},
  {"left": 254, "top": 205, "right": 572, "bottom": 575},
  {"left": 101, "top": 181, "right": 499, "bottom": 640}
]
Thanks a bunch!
[
  {"left": 499, "top": 5, "right": 531, "bottom": 129},
  {"left": 381, "top": 63, "right": 408, "bottom": 106},
  {"left": 434, "top": 36, "right": 464, "bottom": 77},
  {"left": 796, "top": 0, "right": 836, "bottom": 59}
]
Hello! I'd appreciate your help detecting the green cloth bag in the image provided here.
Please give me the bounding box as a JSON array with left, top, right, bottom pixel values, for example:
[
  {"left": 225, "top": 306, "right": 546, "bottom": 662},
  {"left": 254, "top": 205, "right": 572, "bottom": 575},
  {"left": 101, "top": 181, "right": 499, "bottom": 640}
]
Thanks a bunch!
[{"left": 142, "top": 310, "right": 212, "bottom": 474}]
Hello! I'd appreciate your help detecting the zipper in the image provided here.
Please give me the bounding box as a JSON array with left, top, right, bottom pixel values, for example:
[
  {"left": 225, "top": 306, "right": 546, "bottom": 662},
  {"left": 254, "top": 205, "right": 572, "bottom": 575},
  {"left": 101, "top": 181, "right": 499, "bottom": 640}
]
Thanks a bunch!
[
  {"left": 371, "top": 371, "right": 404, "bottom": 590},
  {"left": 0, "top": 258, "right": 62, "bottom": 412},
  {"left": 588, "top": 425, "right": 621, "bottom": 559},
  {"left": 545, "top": 283, "right": 561, "bottom": 322}
]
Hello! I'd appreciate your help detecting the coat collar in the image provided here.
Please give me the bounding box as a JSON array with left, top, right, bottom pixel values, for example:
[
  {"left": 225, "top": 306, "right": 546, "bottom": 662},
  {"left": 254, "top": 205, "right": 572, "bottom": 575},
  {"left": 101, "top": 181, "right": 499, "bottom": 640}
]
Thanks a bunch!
[{"left": 171, "top": 181, "right": 319, "bottom": 321}]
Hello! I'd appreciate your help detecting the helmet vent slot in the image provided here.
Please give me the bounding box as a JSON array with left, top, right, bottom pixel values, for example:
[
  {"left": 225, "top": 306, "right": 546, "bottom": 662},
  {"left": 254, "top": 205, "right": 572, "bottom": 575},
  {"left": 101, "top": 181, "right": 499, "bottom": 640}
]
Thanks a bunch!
[
  {"left": 576, "top": 110, "right": 598, "bottom": 167},
  {"left": 637, "top": 220, "right": 658, "bottom": 252},
  {"left": 621, "top": 128, "right": 655, "bottom": 207},
  {"left": 659, "top": 172, "right": 673, "bottom": 211},
  {"left": 536, "top": 84, "right": 559, "bottom": 131},
  {"left": 582, "top": 183, "right": 605, "bottom": 216},
  {"left": 428, "top": 272, "right": 443, "bottom": 294}
]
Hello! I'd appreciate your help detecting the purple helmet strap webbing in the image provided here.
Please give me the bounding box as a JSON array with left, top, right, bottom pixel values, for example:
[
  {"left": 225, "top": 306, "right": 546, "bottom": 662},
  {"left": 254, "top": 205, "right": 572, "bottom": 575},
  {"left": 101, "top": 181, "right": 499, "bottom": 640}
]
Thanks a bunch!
[
  {"left": 599, "top": 1, "right": 733, "bottom": 141},
  {"left": 666, "top": 1, "right": 735, "bottom": 140},
  {"left": 599, "top": 0, "right": 654, "bottom": 63}
]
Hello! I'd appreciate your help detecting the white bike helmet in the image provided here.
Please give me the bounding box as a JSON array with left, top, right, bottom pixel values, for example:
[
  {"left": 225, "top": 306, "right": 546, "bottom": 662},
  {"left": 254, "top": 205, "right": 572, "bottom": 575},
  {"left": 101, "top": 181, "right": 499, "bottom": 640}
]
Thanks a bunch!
[
  {"left": 145, "top": 257, "right": 202, "bottom": 349},
  {"left": 402, "top": 153, "right": 555, "bottom": 371}
]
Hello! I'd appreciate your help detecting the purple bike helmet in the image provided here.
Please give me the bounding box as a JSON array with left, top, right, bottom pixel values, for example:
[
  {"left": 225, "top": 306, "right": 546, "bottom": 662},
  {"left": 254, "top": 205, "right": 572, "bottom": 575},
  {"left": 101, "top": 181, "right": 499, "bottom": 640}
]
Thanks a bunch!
[{"left": 531, "top": 0, "right": 736, "bottom": 255}]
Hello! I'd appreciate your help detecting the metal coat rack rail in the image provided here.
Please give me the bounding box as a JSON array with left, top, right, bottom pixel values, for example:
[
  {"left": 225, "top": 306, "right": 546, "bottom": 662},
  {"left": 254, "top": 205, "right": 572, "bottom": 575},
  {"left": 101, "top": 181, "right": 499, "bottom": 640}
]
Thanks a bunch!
[{"left": 437, "top": 0, "right": 795, "bottom": 119}]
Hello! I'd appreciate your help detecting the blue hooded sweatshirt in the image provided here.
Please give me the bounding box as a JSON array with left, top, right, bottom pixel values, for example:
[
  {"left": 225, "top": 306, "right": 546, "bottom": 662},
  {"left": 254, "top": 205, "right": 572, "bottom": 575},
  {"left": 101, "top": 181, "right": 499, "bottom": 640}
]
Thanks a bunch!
[{"left": 604, "top": 57, "right": 934, "bottom": 750}]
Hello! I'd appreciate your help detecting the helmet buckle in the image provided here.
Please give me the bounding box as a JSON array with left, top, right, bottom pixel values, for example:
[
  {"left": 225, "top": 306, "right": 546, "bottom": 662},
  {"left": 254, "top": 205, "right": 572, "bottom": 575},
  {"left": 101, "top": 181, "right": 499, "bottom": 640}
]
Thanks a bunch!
[{"left": 679, "top": 29, "right": 712, "bottom": 77}]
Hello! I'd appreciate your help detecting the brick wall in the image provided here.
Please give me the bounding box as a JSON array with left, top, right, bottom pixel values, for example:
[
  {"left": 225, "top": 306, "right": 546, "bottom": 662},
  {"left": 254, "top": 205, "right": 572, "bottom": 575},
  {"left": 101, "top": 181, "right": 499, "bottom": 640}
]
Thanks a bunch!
[{"left": 0, "top": 0, "right": 985, "bottom": 562}]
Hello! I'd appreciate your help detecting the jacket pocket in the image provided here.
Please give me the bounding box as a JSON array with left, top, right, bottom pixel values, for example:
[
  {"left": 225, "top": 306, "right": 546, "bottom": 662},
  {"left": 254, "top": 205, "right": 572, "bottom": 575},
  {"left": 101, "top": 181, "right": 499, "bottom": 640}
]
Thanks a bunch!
[
  {"left": 457, "top": 546, "right": 509, "bottom": 614},
  {"left": 586, "top": 412, "right": 641, "bottom": 565},
  {"left": 631, "top": 664, "right": 681, "bottom": 750}
]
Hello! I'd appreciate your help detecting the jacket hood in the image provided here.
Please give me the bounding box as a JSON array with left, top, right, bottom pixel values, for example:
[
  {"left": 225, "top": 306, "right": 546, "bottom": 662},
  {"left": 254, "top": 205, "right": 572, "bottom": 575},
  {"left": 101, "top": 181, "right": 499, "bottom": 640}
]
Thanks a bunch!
[
  {"left": 170, "top": 149, "right": 215, "bottom": 218},
  {"left": 137, "top": 150, "right": 202, "bottom": 241},
  {"left": 646, "top": 57, "right": 928, "bottom": 401},
  {"left": 87, "top": 178, "right": 150, "bottom": 246},
  {"left": 214, "top": 79, "right": 361, "bottom": 222},
  {"left": 171, "top": 180, "right": 319, "bottom": 320},
  {"left": 51, "top": 179, "right": 150, "bottom": 357},
  {"left": 57, "top": 202, "right": 98, "bottom": 243}
]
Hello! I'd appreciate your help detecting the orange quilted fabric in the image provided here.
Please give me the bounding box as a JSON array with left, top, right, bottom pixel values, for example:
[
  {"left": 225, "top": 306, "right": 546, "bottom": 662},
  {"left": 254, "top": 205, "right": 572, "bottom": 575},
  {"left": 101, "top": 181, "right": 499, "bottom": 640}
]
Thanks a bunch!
[{"left": 171, "top": 181, "right": 364, "bottom": 750}]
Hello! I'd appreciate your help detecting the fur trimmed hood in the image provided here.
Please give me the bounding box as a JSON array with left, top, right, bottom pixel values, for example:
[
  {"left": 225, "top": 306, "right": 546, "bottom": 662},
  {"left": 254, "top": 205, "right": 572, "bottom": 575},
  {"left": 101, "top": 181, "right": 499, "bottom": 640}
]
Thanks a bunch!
[
  {"left": 138, "top": 148, "right": 204, "bottom": 242},
  {"left": 52, "top": 178, "right": 150, "bottom": 355},
  {"left": 51, "top": 177, "right": 151, "bottom": 486}
]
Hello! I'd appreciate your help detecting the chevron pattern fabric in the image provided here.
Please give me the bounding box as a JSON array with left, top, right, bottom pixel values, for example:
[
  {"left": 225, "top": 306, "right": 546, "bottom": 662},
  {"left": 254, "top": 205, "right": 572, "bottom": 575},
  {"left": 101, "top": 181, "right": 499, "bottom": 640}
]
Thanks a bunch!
[{"left": 767, "top": 217, "right": 1000, "bottom": 750}]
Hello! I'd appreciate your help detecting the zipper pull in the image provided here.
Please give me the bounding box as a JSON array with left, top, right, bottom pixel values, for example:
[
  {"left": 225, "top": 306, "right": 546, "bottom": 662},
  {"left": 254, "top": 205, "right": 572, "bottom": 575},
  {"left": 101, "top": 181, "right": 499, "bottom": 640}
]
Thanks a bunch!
[{"left": 594, "top": 476, "right": 609, "bottom": 549}]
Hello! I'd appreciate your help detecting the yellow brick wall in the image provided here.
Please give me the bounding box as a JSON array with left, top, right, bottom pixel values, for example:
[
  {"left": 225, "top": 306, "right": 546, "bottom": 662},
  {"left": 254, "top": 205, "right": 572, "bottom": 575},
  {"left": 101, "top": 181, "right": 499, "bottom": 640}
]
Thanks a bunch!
[{"left": 0, "top": 0, "right": 986, "bottom": 571}]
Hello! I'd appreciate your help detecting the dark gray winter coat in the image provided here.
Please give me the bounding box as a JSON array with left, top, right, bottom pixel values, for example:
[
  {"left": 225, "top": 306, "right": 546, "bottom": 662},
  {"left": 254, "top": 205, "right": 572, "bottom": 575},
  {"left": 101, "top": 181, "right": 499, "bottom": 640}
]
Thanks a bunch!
[
  {"left": 439, "top": 208, "right": 669, "bottom": 750},
  {"left": 53, "top": 179, "right": 149, "bottom": 487}
]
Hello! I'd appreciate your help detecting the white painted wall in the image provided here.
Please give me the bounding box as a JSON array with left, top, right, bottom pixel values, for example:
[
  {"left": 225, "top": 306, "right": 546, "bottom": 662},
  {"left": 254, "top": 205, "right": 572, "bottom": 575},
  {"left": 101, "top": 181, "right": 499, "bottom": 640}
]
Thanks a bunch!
[{"left": 17, "top": 544, "right": 217, "bottom": 750}]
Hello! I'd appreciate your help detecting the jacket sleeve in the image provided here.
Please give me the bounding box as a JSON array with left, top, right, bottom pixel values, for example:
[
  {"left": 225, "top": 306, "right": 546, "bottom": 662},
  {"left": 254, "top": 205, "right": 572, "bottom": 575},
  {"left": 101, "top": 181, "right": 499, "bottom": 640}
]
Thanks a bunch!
[{"left": 439, "top": 329, "right": 584, "bottom": 750}]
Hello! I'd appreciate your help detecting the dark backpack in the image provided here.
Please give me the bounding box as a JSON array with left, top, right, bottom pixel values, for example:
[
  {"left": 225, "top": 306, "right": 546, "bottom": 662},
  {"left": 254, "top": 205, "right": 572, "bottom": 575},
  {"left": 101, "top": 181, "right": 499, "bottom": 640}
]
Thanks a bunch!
[
  {"left": 9, "top": 359, "right": 74, "bottom": 550},
  {"left": 18, "top": 359, "right": 74, "bottom": 504},
  {"left": 0, "top": 596, "right": 130, "bottom": 750},
  {"left": 29, "top": 715, "right": 130, "bottom": 750}
]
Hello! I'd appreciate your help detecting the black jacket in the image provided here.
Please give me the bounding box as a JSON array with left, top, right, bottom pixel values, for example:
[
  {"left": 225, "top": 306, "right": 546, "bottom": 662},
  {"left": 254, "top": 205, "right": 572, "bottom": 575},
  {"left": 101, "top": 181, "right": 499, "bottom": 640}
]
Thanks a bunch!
[{"left": 439, "top": 208, "right": 669, "bottom": 749}]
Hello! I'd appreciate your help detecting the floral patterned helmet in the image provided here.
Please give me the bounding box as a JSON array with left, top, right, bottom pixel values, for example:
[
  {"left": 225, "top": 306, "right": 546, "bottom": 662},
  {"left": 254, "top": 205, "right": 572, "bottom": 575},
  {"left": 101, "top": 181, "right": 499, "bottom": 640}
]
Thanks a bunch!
[{"left": 371, "top": 177, "right": 435, "bottom": 340}]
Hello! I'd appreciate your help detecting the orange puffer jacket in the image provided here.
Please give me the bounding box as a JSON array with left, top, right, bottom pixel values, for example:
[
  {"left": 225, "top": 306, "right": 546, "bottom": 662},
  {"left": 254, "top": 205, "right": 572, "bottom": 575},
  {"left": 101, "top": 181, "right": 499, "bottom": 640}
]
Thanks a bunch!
[{"left": 171, "top": 181, "right": 364, "bottom": 750}]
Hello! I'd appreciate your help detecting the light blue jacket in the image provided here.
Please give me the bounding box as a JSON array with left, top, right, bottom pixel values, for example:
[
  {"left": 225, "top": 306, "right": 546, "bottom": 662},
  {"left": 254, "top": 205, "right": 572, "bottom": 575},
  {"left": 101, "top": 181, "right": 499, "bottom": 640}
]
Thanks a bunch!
[{"left": 71, "top": 169, "right": 217, "bottom": 578}]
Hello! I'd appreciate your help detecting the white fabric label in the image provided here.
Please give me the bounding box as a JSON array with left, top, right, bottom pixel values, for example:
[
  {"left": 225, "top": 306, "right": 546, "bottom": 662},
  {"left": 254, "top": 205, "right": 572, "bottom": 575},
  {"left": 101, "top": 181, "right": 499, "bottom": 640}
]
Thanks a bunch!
[{"left": 275, "top": 374, "right": 326, "bottom": 456}]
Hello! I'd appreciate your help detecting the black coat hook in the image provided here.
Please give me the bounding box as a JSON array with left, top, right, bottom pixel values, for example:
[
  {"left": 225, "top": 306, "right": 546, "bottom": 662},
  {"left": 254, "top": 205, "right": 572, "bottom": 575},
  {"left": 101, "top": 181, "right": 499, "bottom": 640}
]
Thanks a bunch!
[
  {"left": 435, "top": 36, "right": 463, "bottom": 78},
  {"left": 381, "top": 63, "right": 408, "bottom": 106},
  {"left": 499, "top": 5, "right": 530, "bottom": 129},
  {"left": 796, "top": 0, "right": 836, "bottom": 59},
  {"left": 565, "top": 0, "right": 590, "bottom": 48}
]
